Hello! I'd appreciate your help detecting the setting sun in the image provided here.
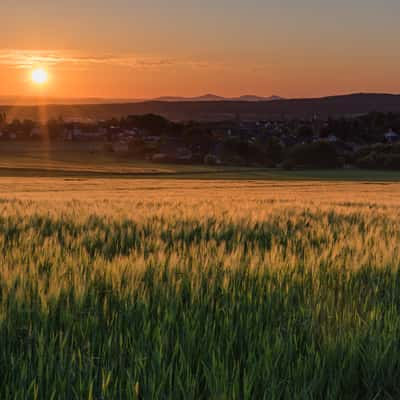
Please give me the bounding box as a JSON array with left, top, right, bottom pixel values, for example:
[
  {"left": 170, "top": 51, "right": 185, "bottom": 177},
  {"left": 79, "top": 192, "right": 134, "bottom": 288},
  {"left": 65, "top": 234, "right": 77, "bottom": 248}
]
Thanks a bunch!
[{"left": 31, "top": 68, "right": 48, "bottom": 85}]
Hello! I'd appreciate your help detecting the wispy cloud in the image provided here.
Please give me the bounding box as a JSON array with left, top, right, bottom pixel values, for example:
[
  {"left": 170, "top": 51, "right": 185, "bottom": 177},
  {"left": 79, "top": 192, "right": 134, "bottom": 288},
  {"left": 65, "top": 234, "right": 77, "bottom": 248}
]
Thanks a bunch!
[{"left": 0, "top": 49, "right": 216, "bottom": 70}]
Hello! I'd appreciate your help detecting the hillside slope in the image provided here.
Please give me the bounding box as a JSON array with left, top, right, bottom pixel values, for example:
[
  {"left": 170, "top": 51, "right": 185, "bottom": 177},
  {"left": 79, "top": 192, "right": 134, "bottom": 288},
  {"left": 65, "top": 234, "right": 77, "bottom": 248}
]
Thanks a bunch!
[{"left": 1, "top": 93, "right": 400, "bottom": 121}]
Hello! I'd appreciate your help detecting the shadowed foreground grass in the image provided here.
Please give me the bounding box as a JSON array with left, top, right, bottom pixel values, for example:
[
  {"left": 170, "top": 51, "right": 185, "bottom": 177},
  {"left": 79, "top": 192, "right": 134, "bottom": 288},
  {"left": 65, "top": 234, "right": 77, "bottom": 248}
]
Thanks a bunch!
[{"left": 1, "top": 180, "right": 400, "bottom": 399}]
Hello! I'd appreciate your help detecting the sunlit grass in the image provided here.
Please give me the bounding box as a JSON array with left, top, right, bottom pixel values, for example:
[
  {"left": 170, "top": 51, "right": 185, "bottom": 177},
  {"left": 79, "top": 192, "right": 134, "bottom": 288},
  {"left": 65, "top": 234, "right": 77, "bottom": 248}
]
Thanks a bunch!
[{"left": 1, "top": 179, "right": 400, "bottom": 398}]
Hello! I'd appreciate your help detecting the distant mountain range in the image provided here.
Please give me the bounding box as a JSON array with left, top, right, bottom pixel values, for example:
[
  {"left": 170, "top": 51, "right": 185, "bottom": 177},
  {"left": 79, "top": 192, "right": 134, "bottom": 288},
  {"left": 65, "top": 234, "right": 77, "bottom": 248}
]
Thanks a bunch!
[
  {"left": 152, "top": 94, "right": 283, "bottom": 102},
  {"left": 0, "top": 94, "right": 283, "bottom": 106},
  {"left": 1, "top": 93, "right": 400, "bottom": 122}
]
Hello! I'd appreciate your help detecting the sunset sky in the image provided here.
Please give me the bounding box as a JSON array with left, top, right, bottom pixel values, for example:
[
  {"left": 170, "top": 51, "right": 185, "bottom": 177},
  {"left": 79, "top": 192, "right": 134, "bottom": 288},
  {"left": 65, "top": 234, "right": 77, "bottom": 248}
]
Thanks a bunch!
[{"left": 1, "top": 0, "right": 400, "bottom": 100}]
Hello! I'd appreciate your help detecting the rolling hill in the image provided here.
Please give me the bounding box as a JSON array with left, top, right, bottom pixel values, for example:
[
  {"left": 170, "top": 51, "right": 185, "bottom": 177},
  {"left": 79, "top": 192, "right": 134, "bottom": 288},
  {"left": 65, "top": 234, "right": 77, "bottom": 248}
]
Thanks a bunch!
[
  {"left": 1, "top": 93, "right": 400, "bottom": 122},
  {"left": 0, "top": 94, "right": 282, "bottom": 106}
]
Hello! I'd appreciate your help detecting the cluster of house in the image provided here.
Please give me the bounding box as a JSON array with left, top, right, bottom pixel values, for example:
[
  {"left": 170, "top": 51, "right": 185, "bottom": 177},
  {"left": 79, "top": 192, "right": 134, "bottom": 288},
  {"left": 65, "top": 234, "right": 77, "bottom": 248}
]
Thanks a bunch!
[
  {"left": 1, "top": 115, "right": 400, "bottom": 164},
  {"left": 63, "top": 121, "right": 400, "bottom": 164},
  {"left": 61, "top": 124, "right": 196, "bottom": 162}
]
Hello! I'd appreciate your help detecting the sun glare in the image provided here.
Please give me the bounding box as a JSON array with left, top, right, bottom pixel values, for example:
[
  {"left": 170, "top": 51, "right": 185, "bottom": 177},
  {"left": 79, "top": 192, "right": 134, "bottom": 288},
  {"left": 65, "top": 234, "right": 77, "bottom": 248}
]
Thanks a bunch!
[{"left": 31, "top": 68, "right": 48, "bottom": 85}]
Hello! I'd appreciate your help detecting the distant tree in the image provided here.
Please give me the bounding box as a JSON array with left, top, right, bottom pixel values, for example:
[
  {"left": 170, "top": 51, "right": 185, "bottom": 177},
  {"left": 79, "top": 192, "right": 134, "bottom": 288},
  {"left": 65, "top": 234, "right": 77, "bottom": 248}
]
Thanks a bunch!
[
  {"left": 126, "top": 114, "right": 171, "bottom": 135},
  {"left": 283, "top": 142, "right": 341, "bottom": 169},
  {"left": 264, "top": 137, "right": 283, "bottom": 166},
  {"left": 183, "top": 126, "right": 213, "bottom": 153},
  {"left": 354, "top": 143, "right": 400, "bottom": 170},
  {"left": 9, "top": 119, "right": 22, "bottom": 132},
  {"left": 297, "top": 125, "right": 314, "bottom": 139},
  {"left": 128, "top": 138, "right": 146, "bottom": 157},
  {"left": 47, "top": 119, "right": 64, "bottom": 139},
  {"left": 109, "top": 118, "right": 119, "bottom": 127},
  {"left": 21, "top": 120, "right": 35, "bottom": 139},
  {"left": 0, "top": 112, "right": 6, "bottom": 127},
  {"left": 222, "top": 137, "right": 250, "bottom": 165},
  {"left": 384, "top": 154, "right": 400, "bottom": 170},
  {"left": 204, "top": 154, "right": 219, "bottom": 165}
]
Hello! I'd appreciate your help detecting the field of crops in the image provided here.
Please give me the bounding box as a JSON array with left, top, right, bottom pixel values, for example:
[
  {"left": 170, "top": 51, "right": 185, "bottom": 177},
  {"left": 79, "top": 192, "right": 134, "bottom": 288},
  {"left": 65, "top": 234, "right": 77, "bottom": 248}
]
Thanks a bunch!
[{"left": 1, "top": 178, "right": 400, "bottom": 399}]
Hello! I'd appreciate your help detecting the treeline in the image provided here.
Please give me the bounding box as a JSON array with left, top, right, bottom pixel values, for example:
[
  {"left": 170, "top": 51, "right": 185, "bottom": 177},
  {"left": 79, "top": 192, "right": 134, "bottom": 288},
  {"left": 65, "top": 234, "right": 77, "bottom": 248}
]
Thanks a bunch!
[
  {"left": 281, "top": 142, "right": 400, "bottom": 170},
  {"left": 354, "top": 144, "right": 400, "bottom": 170},
  {"left": 320, "top": 112, "right": 400, "bottom": 143}
]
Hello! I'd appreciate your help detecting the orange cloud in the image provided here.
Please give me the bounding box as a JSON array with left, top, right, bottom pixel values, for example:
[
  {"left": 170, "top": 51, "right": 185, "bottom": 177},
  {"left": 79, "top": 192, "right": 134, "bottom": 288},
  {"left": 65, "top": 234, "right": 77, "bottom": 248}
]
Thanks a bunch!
[{"left": 0, "top": 49, "right": 222, "bottom": 71}]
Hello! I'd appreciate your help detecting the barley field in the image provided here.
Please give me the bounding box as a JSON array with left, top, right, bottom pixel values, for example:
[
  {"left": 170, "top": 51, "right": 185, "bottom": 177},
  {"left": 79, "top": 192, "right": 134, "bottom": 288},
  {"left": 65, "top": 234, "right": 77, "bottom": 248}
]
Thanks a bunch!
[{"left": 1, "top": 178, "right": 400, "bottom": 399}]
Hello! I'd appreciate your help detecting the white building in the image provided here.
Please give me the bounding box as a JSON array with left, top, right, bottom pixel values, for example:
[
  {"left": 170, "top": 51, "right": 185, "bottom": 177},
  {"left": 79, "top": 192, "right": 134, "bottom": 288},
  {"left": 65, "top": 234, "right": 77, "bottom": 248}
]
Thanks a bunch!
[
  {"left": 326, "top": 134, "right": 339, "bottom": 143},
  {"left": 384, "top": 129, "right": 400, "bottom": 143}
]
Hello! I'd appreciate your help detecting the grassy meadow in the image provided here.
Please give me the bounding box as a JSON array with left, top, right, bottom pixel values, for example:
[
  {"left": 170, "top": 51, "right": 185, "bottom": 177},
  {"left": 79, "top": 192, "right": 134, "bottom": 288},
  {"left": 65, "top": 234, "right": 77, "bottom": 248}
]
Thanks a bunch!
[
  {"left": 2, "top": 141, "right": 400, "bottom": 181},
  {"left": 1, "top": 178, "right": 400, "bottom": 398}
]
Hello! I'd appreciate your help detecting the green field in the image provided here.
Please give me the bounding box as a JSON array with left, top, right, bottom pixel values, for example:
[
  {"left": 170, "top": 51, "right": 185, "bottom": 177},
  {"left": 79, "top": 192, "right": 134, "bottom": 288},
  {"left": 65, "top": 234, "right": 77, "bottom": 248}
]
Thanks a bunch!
[
  {"left": 1, "top": 141, "right": 400, "bottom": 181},
  {"left": 1, "top": 178, "right": 400, "bottom": 398}
]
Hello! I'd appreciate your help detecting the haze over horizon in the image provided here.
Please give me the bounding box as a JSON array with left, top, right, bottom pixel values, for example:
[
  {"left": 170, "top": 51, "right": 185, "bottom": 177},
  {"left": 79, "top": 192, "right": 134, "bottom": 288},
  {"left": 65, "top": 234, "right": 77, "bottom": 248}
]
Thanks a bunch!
[
  {"left": 2, "top": 92, "right": 400, "bottom": 107},
  {"left": 1, "top": 0, "right": 400, "bottom": 99}
]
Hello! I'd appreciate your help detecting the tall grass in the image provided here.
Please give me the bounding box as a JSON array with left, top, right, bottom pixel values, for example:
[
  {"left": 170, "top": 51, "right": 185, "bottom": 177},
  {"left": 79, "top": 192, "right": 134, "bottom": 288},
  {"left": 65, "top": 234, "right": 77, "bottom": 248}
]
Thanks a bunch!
[{"left": 1, "top": 180, "right": 400, "bottom": 399}]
